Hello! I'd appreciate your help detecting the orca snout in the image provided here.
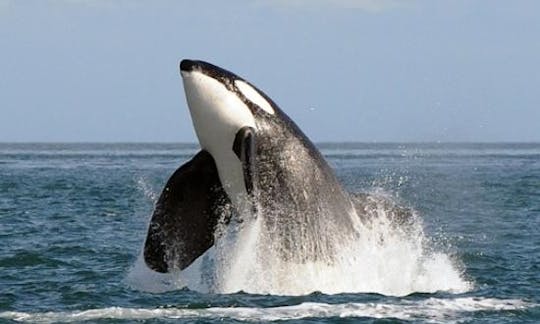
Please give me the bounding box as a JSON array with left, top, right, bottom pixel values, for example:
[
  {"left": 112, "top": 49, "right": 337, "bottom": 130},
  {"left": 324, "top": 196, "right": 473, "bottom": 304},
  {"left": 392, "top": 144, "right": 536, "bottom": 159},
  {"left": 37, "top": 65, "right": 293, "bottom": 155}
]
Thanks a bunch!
[
  {"left": 179, "top": 59, "right": 241, "bottom": 82},
  {"left": 180, "top": 59, "right": 197, "bottom": 72}
]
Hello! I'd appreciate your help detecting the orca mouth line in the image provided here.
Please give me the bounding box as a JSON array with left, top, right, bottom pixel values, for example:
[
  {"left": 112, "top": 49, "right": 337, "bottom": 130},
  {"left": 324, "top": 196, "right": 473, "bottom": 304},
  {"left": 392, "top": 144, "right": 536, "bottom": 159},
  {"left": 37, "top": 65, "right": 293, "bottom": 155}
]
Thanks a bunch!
[
  {"left": 180, "top": 59, "right": 241, "bottom": 83},
  {"left": 179, "top": 59, "right": 278, "bottom": 116},
  {"left": 179, "top": 59, "right": 203, "bottom": 72}
]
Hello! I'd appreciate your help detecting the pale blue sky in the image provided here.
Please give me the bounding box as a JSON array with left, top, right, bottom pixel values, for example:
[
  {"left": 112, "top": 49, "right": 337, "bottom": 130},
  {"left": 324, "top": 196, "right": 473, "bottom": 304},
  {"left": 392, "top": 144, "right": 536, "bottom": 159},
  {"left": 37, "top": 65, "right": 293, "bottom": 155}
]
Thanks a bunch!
[{"left": 1, "top": 0, "right": 539, "bottom": 142}]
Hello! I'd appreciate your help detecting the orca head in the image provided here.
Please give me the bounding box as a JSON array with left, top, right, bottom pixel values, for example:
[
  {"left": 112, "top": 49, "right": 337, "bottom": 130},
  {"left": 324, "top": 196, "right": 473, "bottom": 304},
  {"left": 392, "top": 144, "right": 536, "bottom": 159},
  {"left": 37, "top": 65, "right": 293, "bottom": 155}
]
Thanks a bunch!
[{"left": 180, "top": 59, "right": 277, "bottom": 158}]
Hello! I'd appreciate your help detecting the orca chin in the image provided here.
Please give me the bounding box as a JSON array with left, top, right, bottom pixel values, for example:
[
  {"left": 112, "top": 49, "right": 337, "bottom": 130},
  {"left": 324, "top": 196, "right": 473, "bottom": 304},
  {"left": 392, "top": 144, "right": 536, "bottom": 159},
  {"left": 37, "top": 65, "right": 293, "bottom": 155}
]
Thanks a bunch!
[{"left": 142, "top": 59, "right": 409, "bottom": 274}]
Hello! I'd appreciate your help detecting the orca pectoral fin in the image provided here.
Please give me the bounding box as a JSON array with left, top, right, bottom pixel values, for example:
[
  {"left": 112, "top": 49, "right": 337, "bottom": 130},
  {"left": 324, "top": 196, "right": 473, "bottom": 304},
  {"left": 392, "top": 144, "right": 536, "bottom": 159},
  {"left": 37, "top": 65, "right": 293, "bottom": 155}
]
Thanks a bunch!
[
  {"left": 233, "top": 126, "right": 257, "bottom": 197},
  {"left": 233, "top": 126, "right": 258, "bottom": 215},
  {"left": 143, "top": 150, "right": 231, "bottom": 273}
]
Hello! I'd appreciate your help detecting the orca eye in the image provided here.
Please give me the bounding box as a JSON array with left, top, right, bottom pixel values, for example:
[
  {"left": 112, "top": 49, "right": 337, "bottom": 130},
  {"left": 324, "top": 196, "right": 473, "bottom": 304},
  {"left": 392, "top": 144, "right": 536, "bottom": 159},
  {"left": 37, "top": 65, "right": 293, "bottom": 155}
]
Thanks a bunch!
[{"left": 235, "top": 80, "right": 275, "bottom": 115}]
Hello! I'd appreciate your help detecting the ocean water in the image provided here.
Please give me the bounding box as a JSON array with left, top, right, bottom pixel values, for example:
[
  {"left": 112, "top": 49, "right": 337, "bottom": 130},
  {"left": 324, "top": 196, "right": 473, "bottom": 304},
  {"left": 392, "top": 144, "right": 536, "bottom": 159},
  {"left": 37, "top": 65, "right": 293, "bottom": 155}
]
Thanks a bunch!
[{"left": 0, "top": 143, "right": 539, "bottom": 323}]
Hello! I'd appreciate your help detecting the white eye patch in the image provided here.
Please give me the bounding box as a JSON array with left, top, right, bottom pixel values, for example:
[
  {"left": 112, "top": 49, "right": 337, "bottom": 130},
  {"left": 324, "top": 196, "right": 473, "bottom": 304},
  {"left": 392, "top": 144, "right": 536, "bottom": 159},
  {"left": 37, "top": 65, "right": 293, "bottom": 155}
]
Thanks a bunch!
[{"left": 235, "top": 80, "right": 275, "bottom": 115}]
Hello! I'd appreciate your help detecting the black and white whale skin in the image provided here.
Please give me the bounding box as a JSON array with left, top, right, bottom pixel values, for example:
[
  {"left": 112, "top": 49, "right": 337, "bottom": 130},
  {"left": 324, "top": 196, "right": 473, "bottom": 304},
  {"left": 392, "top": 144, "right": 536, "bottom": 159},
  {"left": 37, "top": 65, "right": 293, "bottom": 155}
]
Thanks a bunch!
[{"left": 143, "top": 60, "right": 406, "bottom": 273}]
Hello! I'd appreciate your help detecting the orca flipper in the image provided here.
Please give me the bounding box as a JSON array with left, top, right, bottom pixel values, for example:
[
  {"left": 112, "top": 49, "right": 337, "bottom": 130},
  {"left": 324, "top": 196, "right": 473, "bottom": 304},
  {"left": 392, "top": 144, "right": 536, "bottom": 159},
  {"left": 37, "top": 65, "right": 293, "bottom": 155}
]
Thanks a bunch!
[
  {"left": 143, "top": 150, "right": 231, "bottom": 273},
  {"left": 233, "top": 126, "right": 258, "bottom": 215},
  {"left": 233, "top": 126, "right": 257, "bottom": 197}
]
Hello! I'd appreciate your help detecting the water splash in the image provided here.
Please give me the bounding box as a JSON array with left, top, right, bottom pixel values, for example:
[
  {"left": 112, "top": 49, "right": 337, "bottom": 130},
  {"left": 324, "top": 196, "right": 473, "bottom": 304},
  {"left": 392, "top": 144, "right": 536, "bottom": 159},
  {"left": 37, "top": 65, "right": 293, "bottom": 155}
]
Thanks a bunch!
[
  {"left": 135, "top": 177, "right": 159, "bottom": 204},
  {"left": 2, "top": 298, "right": 534, "bottom": 323},
  {"left": 128, "top": 184, "right": 472, "bottom": 296}
]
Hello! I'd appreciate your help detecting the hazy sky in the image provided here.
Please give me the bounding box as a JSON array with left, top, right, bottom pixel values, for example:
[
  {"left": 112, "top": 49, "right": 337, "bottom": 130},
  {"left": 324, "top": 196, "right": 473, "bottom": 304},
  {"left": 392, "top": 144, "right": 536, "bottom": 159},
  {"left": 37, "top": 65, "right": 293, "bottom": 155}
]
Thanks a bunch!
[{"left": 1, "top": 0, "right": 539, "bottom": 142}]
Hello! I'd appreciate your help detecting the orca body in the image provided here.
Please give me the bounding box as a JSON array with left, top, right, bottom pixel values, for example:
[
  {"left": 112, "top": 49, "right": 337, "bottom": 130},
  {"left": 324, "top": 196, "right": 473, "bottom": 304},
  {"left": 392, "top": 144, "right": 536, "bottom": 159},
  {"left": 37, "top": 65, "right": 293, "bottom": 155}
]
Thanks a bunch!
[{"left": 144, "top": 60, "right": 360, "bottom": 273}]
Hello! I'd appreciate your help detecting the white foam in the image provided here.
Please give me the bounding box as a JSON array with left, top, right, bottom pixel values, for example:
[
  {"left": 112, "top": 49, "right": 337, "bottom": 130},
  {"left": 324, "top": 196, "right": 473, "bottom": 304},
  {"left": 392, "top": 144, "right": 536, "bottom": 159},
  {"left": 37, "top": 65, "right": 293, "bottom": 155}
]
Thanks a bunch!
[
  {"left": 1, "top": 298, "right": 534, "bottom": 323},
  {"left": 130, "top": 192, "right": 472, "bottom": 296},
  {"left": 217, "top": 214, "right": 265, "bottom": 293},
  {"left": 125, "top": 255, "right": 177, "bottom": 293}
]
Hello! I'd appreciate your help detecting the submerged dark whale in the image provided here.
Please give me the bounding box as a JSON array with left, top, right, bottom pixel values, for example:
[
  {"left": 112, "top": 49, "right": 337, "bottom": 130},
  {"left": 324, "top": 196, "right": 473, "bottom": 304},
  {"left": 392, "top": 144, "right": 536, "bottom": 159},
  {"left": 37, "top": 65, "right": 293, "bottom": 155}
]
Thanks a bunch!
[{"left": 143, "top": 60, "right": 409, "bottom": 273}]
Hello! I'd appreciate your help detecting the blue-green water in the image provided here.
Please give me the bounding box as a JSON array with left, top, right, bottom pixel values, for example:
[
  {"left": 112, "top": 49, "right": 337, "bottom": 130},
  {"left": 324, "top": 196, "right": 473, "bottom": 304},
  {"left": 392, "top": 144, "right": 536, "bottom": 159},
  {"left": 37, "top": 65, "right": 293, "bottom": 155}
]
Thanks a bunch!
[{"left": 0, "top": 143, "right": 538, "bottom": 323}]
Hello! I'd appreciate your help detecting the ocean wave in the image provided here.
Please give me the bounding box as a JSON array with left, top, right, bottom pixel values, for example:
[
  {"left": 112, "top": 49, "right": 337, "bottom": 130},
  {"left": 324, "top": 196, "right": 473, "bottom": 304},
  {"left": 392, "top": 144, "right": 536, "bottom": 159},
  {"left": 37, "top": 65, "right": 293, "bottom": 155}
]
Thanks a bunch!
[{"left": 1, "top": 297, "right": 535, "bottom": 323}]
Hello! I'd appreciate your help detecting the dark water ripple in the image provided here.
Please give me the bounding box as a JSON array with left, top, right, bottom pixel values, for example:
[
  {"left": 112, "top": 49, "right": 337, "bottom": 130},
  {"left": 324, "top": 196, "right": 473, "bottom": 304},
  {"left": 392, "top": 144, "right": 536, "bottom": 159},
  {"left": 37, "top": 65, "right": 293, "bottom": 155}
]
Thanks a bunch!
[{"left": 0, "top": 143, "right": 539, "bottom": 323}]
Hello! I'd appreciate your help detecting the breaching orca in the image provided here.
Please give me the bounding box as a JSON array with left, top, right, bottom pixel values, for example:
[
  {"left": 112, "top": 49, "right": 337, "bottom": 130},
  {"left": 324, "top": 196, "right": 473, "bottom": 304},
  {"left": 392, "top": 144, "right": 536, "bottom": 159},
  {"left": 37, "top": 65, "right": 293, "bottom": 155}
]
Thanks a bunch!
[{"left": 143, "top": 60, "right": 388, "bottom": 273}]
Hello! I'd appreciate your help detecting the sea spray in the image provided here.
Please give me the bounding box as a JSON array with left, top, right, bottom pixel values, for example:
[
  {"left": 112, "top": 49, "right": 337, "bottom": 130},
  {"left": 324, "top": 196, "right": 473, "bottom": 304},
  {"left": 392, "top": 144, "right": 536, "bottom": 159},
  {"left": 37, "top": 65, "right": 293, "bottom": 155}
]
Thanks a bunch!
[{"left": 128, "top": 185, "right": 471, "bottom": 296}]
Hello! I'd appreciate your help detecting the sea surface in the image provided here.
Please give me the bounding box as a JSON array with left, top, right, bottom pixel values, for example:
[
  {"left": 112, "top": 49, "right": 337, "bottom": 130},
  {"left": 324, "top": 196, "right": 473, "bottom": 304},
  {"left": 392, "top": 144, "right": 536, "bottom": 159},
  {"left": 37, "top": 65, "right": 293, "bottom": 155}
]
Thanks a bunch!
[{"left": 0, "top": 143, "right": 539, "bottom": 323}]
